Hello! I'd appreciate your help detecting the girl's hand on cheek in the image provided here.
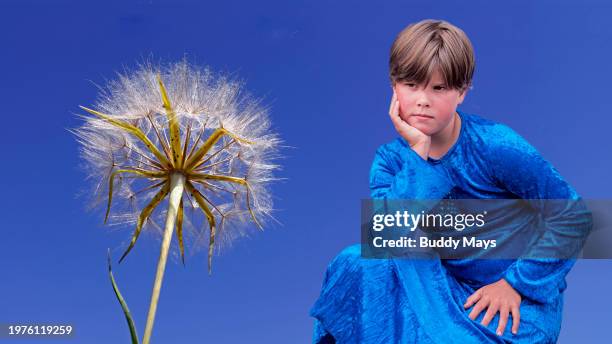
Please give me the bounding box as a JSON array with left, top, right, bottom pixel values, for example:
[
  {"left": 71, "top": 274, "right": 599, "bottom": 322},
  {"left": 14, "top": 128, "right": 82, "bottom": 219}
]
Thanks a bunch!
[
  {"left": 389, "top": 91, "right": 431, "bottom": 159},
  {"left": 464, "top": 278, "right": 522, "bottom": 336}
]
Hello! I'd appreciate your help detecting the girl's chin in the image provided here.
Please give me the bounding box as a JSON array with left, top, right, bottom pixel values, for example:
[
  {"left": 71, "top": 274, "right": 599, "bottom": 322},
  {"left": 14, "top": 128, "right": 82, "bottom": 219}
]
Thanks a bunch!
[{"left": 408, "top": 121, "right": 435, "bottom": 135}]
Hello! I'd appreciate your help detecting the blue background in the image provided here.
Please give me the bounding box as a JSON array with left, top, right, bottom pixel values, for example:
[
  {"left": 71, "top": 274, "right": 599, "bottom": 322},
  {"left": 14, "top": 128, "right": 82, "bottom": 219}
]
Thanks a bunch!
[{"left": 1, "top": 0, "right": 610, "bottom": 342}]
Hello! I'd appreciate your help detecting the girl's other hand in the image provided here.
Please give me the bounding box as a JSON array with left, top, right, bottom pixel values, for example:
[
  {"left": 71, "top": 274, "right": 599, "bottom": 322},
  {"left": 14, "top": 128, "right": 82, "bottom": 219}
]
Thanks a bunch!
[
  {"left": 389, "top": 91, "right": 431, "bottom": 160},
  {"left": 464, "top": 278, "right": 522, "bottom": 336}
]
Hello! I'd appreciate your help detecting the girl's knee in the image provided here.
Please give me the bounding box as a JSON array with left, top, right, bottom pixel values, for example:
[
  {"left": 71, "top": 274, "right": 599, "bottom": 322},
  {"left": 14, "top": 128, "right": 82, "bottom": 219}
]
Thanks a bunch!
[
  {"left": 333, "top": 244, "right": 372, "bottom": 269},
  {"left": 325, "top": 244, "right": 366, "bottom": 276},
  {"left": 337, "top": 244, "right": 362, "bottom": 260}
]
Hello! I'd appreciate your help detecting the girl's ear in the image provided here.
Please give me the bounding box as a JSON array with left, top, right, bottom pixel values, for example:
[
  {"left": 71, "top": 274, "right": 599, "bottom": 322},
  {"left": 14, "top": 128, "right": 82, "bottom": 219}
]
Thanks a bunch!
[{"left": 458, "top": 88, "right": 467, "bottom": 104}]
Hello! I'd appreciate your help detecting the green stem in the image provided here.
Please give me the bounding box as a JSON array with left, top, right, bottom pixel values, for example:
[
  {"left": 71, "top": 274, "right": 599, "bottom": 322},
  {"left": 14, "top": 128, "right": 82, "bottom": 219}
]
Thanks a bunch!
[{"left": 142, "top": 172, "right": 185, "bottom": 344}]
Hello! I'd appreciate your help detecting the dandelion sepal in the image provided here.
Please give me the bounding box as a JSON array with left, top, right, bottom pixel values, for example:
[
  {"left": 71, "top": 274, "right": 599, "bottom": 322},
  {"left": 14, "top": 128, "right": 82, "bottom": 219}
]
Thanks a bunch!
[
  {"left": 184, "top": 127, "right": 253, "bottom": 172},
  {"left": 180, "top": 122, "right": 192, "bottom": 169},
  {"left": 145, "top": 114, "right": 173, "bottom": 164},
  {"left": 176, "top": 197, "right": 185, "bottom": 266},
  {"left": 156, "top": 75, "right": 183, "bottom": 168},
  {"left": 119, "top": 181, "right": 171, "bottom": 263},
  {"left": 189, "top": 173, "right": 262, "bottom": 230},
  {"left": 185, "top": 181, "right": 216, "bottom": 274},
  {"left": 106, "top": 169, "right": 168, "bottom": 224},
  {"left": 79, "top": 106, "right": 172, "bottom": 169}
]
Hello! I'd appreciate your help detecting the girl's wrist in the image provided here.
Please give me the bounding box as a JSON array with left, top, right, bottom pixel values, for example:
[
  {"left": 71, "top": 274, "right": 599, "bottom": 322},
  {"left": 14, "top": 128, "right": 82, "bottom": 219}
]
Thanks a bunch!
[{"left": 410, "top": 141, "right": 430, "bottom": 160}]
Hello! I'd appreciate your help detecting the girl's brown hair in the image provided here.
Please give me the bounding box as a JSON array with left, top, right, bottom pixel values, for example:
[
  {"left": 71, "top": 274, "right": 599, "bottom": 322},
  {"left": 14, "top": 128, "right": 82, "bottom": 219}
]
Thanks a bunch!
[{"left": 390, "top": 19, "right": 475, "bottom": 92}]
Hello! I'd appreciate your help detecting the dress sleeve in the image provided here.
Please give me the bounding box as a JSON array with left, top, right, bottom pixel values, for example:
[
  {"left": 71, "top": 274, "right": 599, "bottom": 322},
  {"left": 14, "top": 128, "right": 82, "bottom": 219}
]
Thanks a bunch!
[
  {"left": 369, "top": 139, "right": 454, "bottom": 199},
  {"left": 487, "top": 125, "right": 592, "bottom": 303}
]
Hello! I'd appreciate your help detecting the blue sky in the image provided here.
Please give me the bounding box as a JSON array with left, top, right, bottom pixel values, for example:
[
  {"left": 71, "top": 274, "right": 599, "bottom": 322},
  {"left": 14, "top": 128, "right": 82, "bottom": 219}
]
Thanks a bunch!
[{"left": 1, "top": 0, "right": 611, "bottom": 342}]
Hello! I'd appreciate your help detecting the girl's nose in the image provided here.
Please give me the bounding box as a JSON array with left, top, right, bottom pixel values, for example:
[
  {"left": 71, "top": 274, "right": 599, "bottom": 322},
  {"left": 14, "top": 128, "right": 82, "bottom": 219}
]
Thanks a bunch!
[{"left": 416, "top": 91, "right": 431, "bottom": 108}]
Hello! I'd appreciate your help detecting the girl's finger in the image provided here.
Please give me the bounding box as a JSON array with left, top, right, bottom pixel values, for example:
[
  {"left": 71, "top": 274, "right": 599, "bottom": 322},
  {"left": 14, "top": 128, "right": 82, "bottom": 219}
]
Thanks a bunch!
[
  {"left": 511, "top": 306, "right": 521, "bottom": 335},
  {"left": 388, "top": 101, "right": 403, "bottom": 129},
  {"left": 464, "top": 289, "right": 482, "bottom": 308},
  {"left": 389, "top": 94, "right": 399, "bottom": 117},
  {"left": 496, "top": 306, "right": 509, "bottom": 336},
  {"left": 468, "top": 299, "right": 487, "bottom": 320},
  {"left": 480, "top": 303, "right": 498, "bottom": 327}
]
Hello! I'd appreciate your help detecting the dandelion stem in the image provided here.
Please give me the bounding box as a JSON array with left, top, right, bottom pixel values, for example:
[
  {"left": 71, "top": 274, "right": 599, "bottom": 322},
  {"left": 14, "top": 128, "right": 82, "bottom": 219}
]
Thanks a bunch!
[{"left": 142, "top": 172, "right": 185, "bottom": 344}]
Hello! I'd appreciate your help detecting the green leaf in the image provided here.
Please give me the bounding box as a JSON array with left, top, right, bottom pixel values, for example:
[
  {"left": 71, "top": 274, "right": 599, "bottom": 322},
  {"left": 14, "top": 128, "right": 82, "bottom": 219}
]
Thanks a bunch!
[{"left": 107, "top": 249, "right": 140, "bottom": 344}]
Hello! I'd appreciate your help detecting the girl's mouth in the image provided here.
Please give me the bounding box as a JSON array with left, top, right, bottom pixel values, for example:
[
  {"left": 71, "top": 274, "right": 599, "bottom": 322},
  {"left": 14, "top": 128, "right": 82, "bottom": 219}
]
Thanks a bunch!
[{"left": 412, "top": 113, "right": 434, "bottom": 119}]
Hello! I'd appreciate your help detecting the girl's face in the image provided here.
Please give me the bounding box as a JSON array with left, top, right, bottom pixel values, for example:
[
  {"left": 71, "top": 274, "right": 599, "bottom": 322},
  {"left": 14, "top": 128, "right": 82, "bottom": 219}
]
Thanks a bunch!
[{"left": 393, "top": 69, "right": 466, "bottom": 136}]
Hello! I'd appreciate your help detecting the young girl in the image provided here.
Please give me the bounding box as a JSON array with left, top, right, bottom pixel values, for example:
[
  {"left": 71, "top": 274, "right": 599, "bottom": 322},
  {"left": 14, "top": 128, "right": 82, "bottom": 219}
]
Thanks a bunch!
[{"left": 310, "top": 19, "right": 591, "bottom": 343}]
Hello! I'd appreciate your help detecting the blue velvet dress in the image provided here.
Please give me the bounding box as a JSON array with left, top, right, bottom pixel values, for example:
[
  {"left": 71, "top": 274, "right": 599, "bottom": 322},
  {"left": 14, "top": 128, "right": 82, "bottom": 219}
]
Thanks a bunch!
[{"left": 309, "top": 111, "right": 592, "bottom": 343}]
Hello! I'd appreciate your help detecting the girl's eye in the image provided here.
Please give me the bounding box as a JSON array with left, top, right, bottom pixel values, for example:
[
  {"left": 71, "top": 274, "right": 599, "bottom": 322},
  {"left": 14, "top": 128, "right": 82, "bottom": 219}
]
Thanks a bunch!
[
  {"left": 434, "top": 86, "right": 447, "bottom": 91},
  {"left": 405, "top": 83, "right": 416, "bottom": 87}
]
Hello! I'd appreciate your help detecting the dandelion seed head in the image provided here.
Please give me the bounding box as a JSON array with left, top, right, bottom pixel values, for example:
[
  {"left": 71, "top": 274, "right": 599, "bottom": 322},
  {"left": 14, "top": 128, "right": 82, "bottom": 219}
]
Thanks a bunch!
[{"left": 73, "top": 58, "right": 280, "bottom": 264}]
